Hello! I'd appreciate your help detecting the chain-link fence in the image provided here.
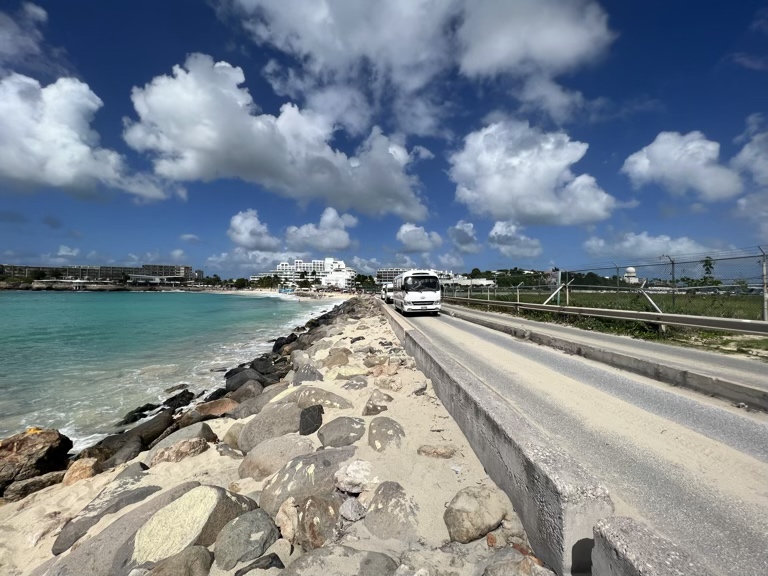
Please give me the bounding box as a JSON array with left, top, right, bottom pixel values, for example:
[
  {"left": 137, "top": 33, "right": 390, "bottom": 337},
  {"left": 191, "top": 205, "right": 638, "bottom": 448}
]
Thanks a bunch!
[{"left": 445, "top": 247, "right": 768, "bottom": 321}]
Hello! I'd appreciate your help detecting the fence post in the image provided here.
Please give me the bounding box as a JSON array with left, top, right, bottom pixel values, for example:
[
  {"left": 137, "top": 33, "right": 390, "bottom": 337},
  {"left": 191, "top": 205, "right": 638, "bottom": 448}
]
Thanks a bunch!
[{"left": 761, "top": 247, "right": 767, "bottom": 322}]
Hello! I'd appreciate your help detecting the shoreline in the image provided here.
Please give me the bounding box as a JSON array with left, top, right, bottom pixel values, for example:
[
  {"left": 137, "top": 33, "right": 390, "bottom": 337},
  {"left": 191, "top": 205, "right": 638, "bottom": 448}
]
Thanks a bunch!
[{"left": 0, "top": 295, "right": 548, "bottom": 576}]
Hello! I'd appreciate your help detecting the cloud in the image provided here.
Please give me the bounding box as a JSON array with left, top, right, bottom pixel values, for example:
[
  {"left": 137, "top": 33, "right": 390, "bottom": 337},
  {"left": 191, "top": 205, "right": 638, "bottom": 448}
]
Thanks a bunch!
[
  {"left": 488, "top": 222, "right": 542, "bottom": 258},
  {"left": 227, "top": 209, "right": 281, "bottom": 251},
  {"left": 447, "top": 220, "right": 482, "bottom": 254},
  {"left": 0, "top": 3, "right": 46, "bottom": 73},
  {"left": 396, "top": 223, "right": 443, "bottom": 253},
  {"left": 438, "top": 252, "right": 464, "bottom": 269},
  {"left": 732, "top": 117, "right": 768, "bottom": 187},
  {"left": 729, "top": 53, "right": 768, "bottom": 72},
  {"left": 735, "top": 192, "right": 768, "bottom": 242},
  {"left": 583, "top": 232, "right": 712, "bottom": 259},
  {"left": 0, "top": 73, "right": 175, "bottom": 199},
  {"left": 621, "top": 131, "right": 743, "bottom": 202},
  {"left": 180, "top": 233, "right": 200, "bottom": 243},
  {"left": 285, "top": 207, "right": 357, "bottom": 251},
  {"left": 228, "top": 0, "right": 614, "bottom": 130},
  {"left": 57, "top": 245, "right": 79, "bottom": 257},
  {"left": 450, "top": 119, "right": 616, "bottom": 225},
  {"left": 0, "top": 210, "right": 27, "bottom": 223},
  {"left": 206, "top": 247, "right": 309, "bottom": 274},
  {"left": 349, "top": 256, "right": 382, "bottom": 276},
  {"left": 124, "top": 53, "right": 428, "bottom": 219},
  {"left": 170, "top": 249, "right": 186, "bottom": 261}
]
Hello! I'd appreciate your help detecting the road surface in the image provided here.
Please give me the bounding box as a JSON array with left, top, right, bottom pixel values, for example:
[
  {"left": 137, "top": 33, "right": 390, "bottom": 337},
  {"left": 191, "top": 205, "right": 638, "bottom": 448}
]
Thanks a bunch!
[{"left": 404, "top": 309, "right": 768, "bottom": 576}]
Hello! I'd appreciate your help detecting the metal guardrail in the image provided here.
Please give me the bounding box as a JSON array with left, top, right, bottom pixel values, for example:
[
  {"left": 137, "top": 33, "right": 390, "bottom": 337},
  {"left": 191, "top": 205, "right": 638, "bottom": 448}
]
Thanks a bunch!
[{"left": 443, "top": 296, "right": 768, "bottom": 336}]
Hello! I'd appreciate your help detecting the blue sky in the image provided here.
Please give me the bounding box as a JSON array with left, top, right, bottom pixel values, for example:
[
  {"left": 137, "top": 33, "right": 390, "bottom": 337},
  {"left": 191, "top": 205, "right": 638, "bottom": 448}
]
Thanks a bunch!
[{"left": 1, "top": 0, "right": 767, "bottom": 278}]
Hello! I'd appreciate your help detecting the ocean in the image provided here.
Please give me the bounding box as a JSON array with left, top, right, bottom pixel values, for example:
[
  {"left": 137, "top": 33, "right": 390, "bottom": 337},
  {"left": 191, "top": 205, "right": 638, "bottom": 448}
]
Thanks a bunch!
[{"left": 0, "top": 290, "right": 336, "bottom": 450}]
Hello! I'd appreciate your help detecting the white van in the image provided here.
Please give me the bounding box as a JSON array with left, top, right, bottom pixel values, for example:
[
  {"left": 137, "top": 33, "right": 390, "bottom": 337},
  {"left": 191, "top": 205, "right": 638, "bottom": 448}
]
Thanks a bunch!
[
  {"left": 393, "top": 270, "right": 441, "bottom": 315},
  {"left": 380, "top": 282, "right": 394, "bottom": 303}
]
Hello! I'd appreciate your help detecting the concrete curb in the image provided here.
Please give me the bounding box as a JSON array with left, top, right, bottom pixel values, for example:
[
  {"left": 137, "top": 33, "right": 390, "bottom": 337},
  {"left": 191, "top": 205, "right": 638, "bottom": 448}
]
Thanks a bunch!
[
  {"left": 445, "top": 306, "right": 768, "bottom": 412},
  {"left": 592, "top": 517, "right": 716, "bottom": 576},
  {"left": 379, "top": 300, "right": 614, "bottom": 576}
]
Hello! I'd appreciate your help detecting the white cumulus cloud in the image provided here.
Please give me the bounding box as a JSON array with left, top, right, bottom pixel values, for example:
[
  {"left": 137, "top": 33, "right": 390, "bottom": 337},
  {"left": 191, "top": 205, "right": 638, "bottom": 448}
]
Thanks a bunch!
[
  {"left": 583, "top": 232, "right": 712, "bottom": 259},
  {"left": 396, "top": 223, "right": 443, "bottom": 253},
  {"left": 170, "top": 249, "right": 186, "bottom": 261},
  {"left": 207, "top": 247, "right": 308, "bottom": 274},
  {"left": 732, "top": 116, "right": 768, "bottom": 187},
  {"left": 0, "top": 2, "right": 47, "bottom": 73},
  {"left": 447, "top": 220, "right": 482, "bottom": 254},
  {"left": 57, "top": 245, "right": 79, "bottom": 257},
  {"left": 124, "top": 54, "right": 428, "bottom": 219},
  {"left": 227, "top": 209, "right": 281, "bottom": 251},
  {"left": 450, "top": 119, "right": 616, "bottom": 225},
  {"left": 180, "top": 234, "right": 200, "bottom": 243},
  {"left": 621, "top": 131, "right": 743, "bottom": 202},
  {"left": 488, "top": 222, "right": 542, "bottom": 258},
  {"left": 285, "top": 207, "right": 357, "bottom": 251},
  {"left": 0, "top": 73, "right": 174, "bottom": 199}
]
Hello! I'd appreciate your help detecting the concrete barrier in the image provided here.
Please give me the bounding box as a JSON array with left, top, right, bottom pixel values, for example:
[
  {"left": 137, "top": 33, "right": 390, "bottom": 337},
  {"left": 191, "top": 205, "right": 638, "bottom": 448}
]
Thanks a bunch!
[
  {"left": 445, "top": 307, "right": 768, "bottom": 412},
  {"left": 380, "top": 302, "right": 614, "bottom": 575},
  {"left": 592, "top": 517, "right": 715, "bottom": 576}
]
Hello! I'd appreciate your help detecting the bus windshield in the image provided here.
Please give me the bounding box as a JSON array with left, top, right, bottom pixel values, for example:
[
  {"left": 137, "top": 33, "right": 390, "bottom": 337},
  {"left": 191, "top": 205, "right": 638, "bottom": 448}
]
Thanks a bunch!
[{"left": 404, "top": 276, "right": 439, "bottom": 291}]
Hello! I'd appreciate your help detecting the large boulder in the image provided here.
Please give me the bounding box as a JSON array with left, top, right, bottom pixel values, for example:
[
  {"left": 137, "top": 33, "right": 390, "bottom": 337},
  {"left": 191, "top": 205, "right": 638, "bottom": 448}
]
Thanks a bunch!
[
  {"left": 131, "top": 486, "right": 257, "bottom": 566},
  {"left": 194, "top": 398, "right": 239, "bottom": 417},
  {"left": 295, "top": 493, "right": 343, "bottom": 551},
  {"left": 62, "top": 457, "right": 102, "bottom": 486},
  {"left": 292, "top": 364, "right": 324, "bottom": 386},
  {"left": 228, "top": 383, "right": 290, "bottom": 419},
  {"left": 41, "top": 482, "right": 199, "bottom": 576},
  {"left": 149, "top": 437, "right": 209, "bottom": 467},
  {"left": 317, "top": 417, "right": 366, "bottom": 448},
  {"left": 53, "top": 463, "right": 160, "bottom": 556},
  {"left": 163, "top": 390, "right": 194, "bottom": 410},
  {"left": 296, "top": 387, "right": 354, "bottom": 410},
  {"left": 443, "top": 485, "right": 510, "bottom": 544},
  {"left": 238, "top": 434, "right": 315, "bottom": 481},
  {"left": 237, "top": 402, "right": 303, "bottom": 453},
  {"left": 229, "top": 381, "right": 263, "bottom": 403},
  {"left": 146, "top": 546, "right": 212, "bottom": 576},
  {"left": 259, "top": 447, "right": 356, "bottom": 516},
  {"left": 368, "top": 417, "right": 405, "bottom": 452},
  {"left": 281, "top": 545, "right": 398, "bottom": 576},
  {"left": 3, "top": 470, "right": 66, "bottom": 502},
  {"left": 214, "top": 509, "right": 279, "bottom": 570},
  {"left": 362, "top": 389, "right": 393, "bottom": 416},
  {"left": 144, "top": 422, "right": 217, "bottom": 465},
  {"left": 0, "top": 428, "right": 72, "bottom": 495},
  {"left": 333, "top": 460, "right": 373, "bottom": 494},
  {"left": 226, "top": 369, "right": 269, "bottom": 392},
  {"left": 101, "top": 436, "right": 143, "bottom": 470},
  {"left": 363, "top": 481, "right": 418, "bottom": 540}
]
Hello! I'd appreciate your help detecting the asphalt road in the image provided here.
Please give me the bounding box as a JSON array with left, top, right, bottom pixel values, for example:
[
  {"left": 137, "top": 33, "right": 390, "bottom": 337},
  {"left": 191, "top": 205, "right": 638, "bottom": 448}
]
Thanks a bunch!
[{"left": 405, "top": 310, "right": 768, "bottom": 576}]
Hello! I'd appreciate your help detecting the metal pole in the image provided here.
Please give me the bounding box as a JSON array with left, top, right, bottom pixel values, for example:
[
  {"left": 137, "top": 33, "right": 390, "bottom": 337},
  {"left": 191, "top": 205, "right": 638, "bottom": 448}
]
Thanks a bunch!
[
  {"left": 612, "top": 262, "right": 619, "bottom": 296},
  {"left": 760, "top": 247, "right": 767, "bottom": 322},
  {"left": 516, "top": 282, "right": 523, "bottom": 303},
  {"left": 565, "top": 270, "right": 570, "bottom": 306}
]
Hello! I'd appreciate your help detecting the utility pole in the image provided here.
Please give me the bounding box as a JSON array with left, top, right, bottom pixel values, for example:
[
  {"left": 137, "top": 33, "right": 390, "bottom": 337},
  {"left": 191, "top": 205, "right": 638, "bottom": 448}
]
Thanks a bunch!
[
  {"left": 662, "top": 255, "right": 676, "bottom": 311},
  {"left": 760, "top": 247, "right": 767, "bottom": 322}
]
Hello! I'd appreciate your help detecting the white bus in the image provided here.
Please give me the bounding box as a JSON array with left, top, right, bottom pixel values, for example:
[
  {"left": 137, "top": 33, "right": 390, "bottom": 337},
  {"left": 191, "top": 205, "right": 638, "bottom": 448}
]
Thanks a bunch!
[
  {"left": 393, "top": 269, "right": 441, "bottom": 315},
  {"left": 380, "top": 282, "right": 394, "bottom": 303}
]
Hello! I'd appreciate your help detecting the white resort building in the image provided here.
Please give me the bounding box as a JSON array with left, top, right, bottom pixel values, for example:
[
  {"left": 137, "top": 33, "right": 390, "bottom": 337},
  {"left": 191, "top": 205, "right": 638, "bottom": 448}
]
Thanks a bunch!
[{"left": 252, "top": 258, "right": 357, "bottom": 289}]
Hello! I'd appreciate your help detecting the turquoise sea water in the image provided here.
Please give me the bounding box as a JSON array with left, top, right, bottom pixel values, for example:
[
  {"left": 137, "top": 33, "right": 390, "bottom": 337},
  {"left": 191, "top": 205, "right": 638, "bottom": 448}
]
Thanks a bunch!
[{"left": 0, "top": 291, "right": 335, "bottom": 449}]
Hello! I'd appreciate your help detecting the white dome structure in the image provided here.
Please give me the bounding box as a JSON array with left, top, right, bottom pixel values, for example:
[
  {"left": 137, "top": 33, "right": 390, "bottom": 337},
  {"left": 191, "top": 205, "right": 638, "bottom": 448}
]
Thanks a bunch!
[{"left": 623, "top": 267, "right": 639, "bottom": 284}]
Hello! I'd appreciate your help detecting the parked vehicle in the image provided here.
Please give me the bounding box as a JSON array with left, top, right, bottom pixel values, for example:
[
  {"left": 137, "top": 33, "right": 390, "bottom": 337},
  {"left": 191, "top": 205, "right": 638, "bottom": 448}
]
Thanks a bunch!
[
  {"left": 380, "top": 282, "right": 394, "bottom": 303},
  {"left": 393, "top": 270, "right": 441, "bottom": 315}
]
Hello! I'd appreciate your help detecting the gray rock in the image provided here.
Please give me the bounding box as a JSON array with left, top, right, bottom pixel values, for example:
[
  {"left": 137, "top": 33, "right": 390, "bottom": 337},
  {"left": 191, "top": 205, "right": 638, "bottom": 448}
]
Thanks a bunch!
[
  {"left": 290, "top": 350, "right": 313, "bottom": 371},
  {"left": 317, "top": 417, "right": 366, "bottom": 448},
  {"left": 362, "top": 389, "right": 393, "bottom": 416},
  {"left": 281, "top": 545, "right": 398, "bottom": 576},
  {"left": 444, "top": 485, "right": 510, "bottom": 544},
  {"left": 144, "top": 423, "right": 218, "bottom": 465},
  {"left": 131, "top": 486, "right": 257, "bottom": 566},
  {"left": 296, "top": 387, "right": 354, "bottom": 410},
  {"left": 296, "top": 493, "right": 343, "bottom": 550},
  {"left": 216, "top": 443, "right": 244, "bottom": 459},
  {"left": 44, "top": 482, "right": 199, "bottom": 576},
  {"left": 292, "top": 364, "right": 324, "bottom": 386},
  {"left": 53, "top": 462, "right": 159, "bottom": 555},
  {"left": 364, "top": 481, "right": 418, "bottom": 540},
  {"left": 238, "top": 402, "right": 303, "bottom": 453},
  {"left": 214, "top": 509, "right": 279, "bottom": 570},
  {"left": 299, "top": 405, "right": 324, "bottom": 435},
  {"left": 234, "top": 552, "right": 285, "bottom": 575},
  {"left": 146, "top": 546, "right": 213, "bottom": 576},
  {"left": 340, "top": 376, "right": 368, "bottom": 391},
  {"left": 149, "top": 437, "right": 209, "bottom": 467},
  {"left": 259, "top": 447, "right": 356, "bottom": 516},
  {"left": 226, "top": 369, "right": 270, "bottom": 392},
  {"left": 334, "top": 460, "right": 373, "bottom": 494},
  {"left": 417, "top": 444, "right": 458, "bottom": 459},
  {"left": 339, "top": 498, "right": 366, "bottom": 522},
  {"left": 223, "top": 423, "right": 245, "bottom": 448},
  {"left": 3, "top": 470, "right": 65, "bottom": 502},
  {"left": 322, "top": 350, "right": 350, "bottom": 369},
  {"left": 229, "top": 383, "right": 290, "bottom": 419},
  {"left": 229, "top": 380, "right": 264, "bottom": 403},
  {"left": 102, "top": 436, "right": 144, "bottom": 470},
  {"left": 238, "top": 434, "right": 315, "bottom": 481},
  {"left": 367, "top": 417, "right": 405, "bottom": 452}
]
